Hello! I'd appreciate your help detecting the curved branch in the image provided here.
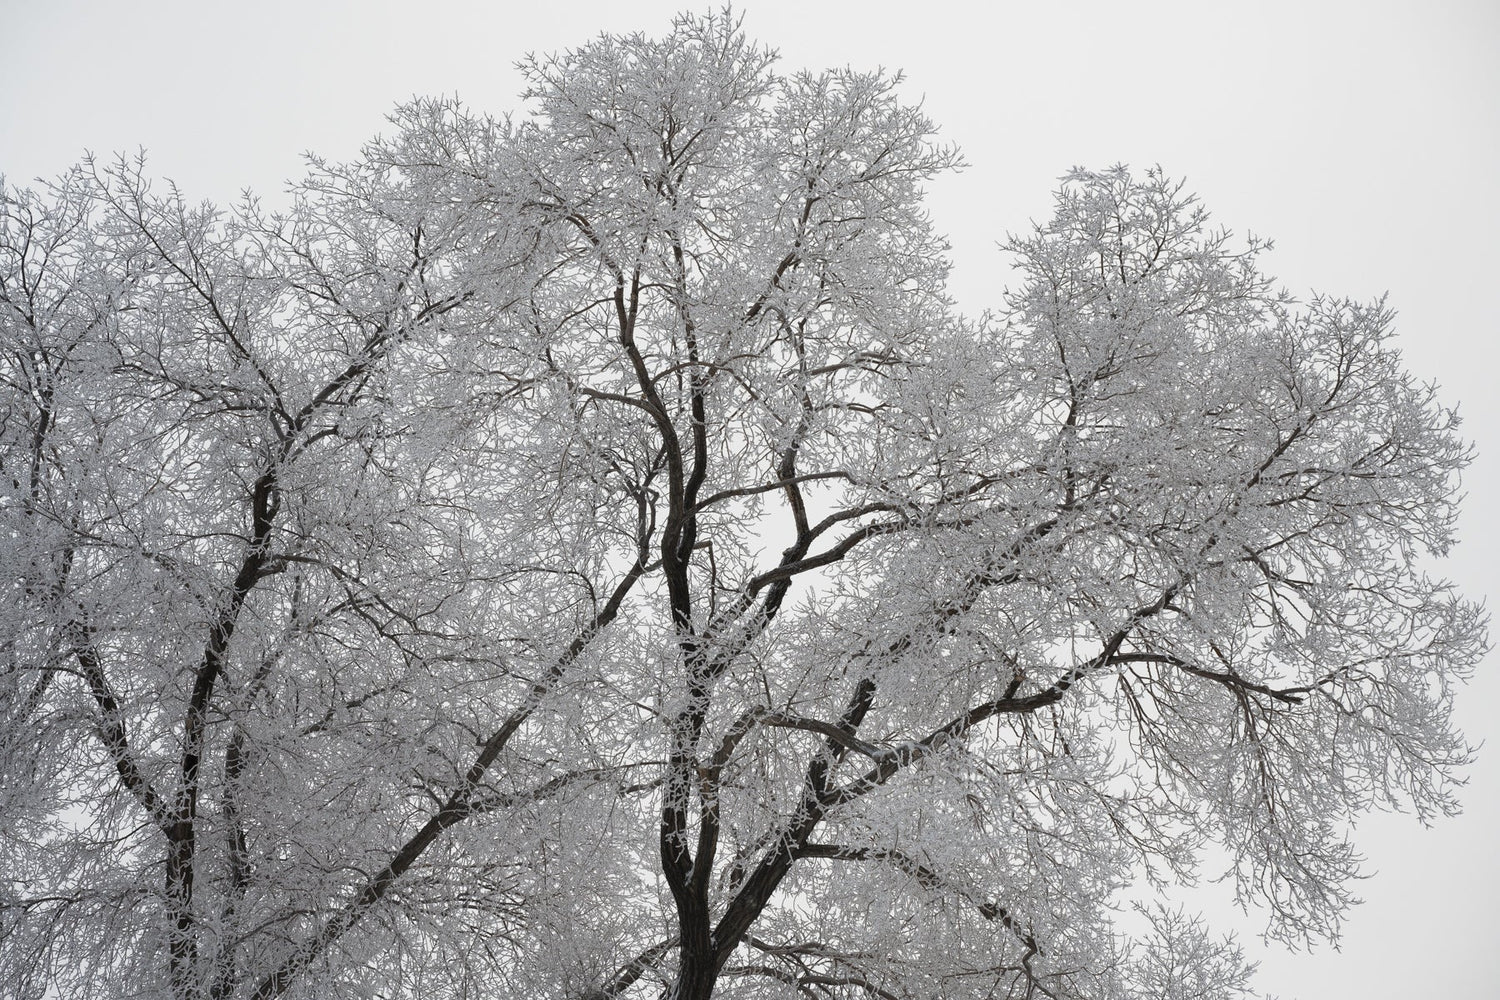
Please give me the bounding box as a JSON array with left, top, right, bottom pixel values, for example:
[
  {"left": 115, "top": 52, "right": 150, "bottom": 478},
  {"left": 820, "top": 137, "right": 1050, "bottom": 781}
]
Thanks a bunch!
[
  {"left": 1108, "top": 652, "right": 1306, "bottom": 705},
  {"left": 829, "top": 582, "right": 1182, "bottom": 808}
]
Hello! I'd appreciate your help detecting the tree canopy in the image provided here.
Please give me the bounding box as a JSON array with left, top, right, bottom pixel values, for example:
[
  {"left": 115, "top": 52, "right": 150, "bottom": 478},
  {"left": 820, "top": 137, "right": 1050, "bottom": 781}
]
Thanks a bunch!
[{"left": 0, "top": 11, "right": 1483, "bottom": 1000}]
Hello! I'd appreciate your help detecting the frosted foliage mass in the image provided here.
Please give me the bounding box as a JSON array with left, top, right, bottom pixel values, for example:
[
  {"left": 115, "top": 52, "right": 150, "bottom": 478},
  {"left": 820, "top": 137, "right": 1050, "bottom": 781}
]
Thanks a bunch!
[{"left": 0, "top": 11, "right": 1482, "bottom": 1000}]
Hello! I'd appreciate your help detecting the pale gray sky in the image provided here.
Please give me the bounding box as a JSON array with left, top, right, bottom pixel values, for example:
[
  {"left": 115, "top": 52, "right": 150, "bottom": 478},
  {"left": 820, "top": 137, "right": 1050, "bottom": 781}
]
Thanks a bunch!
[{"left": 2, "top": 1, "right": 1496, "bottom": 996}]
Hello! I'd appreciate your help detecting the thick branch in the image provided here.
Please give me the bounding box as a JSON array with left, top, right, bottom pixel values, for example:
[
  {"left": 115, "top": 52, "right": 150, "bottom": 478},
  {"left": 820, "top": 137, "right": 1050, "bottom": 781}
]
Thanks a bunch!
[
  {"left": 582, "top": 937, "right": 678, "bottom": 1000},
  {"left": 250, "top": 555, "right": 648, "bottom": 999},
  {"left": 71, "top": 629, "right": 172, "bottom": 832},
  {"left": 1108, "top": 652, "right": 1307, "bottom": 705},
  {"left": 794, "top": 843, "right": 1035, "bottom": 950},
  {"left": 829, "top": 583, "right": 1182, "bottom": 808}
]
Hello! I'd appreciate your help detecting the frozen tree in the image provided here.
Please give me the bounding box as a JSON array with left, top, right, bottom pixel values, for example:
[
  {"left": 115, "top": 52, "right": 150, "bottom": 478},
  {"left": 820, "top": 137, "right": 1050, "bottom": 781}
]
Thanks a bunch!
[{"left": 0, "top": 11, "right": 1483, "bottom": 1000}]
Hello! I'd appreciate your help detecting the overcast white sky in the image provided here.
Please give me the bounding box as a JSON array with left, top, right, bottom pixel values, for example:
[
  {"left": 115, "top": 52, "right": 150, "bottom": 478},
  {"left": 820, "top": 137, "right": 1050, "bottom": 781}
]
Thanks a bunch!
[{"left": 2, "top": 1, "right": 1496, "bottom": 997}]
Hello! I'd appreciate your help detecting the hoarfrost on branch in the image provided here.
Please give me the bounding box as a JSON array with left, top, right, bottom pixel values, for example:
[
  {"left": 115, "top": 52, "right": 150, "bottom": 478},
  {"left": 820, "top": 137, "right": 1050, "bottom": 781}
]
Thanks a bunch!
[{"left": 0, "top": 11, "right": 1483, "bottom": 1000}]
